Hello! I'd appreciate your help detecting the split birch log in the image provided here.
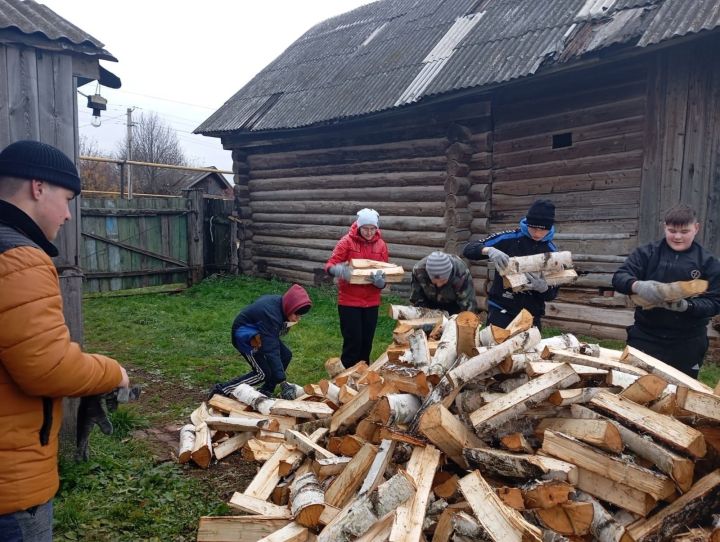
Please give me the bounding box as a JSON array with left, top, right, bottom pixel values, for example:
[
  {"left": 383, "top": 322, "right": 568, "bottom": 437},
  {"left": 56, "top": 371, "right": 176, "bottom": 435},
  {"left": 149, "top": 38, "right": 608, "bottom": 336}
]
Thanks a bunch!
[
  {"left": 535, "top": 417, "right": 623, "bottom": 453},
  {"left": 214, "top": 433, "right": 252, "bottom": 461},
  {"left": 500, "top": 352, "right": 542, "bottom": 374},
  {"left": 534, "top": 502, "right": 593, "bottom": 536},
  {"left": 630, "top": 278, "right": 708, "bottom": 309},
  {"left": 456, "top": 311, "right": 481, "bottom": 356},
  {"left": 191, "top": 422, "right": 213, "bottom": 468},
  {"left": 503, "top": 269, "right": 578, "bottom": 292},
  {"left": 537, "top": 333, "right": 581, "bottom": 353},
  {"left": 589, "top": 390, "right": 707, "bottom": 459},
  {"left": 620, "top": 346, "right": 713, "bottom": 393},
  {"left": 676, "top": 386, "right": 720, "bottom": 423},
  {"left": 284, "top": 429, "right": 336, "bottom": 460},
  {"left": 317, "top": 470, "right": 416, "bottom": 542},
  {"left": 464, "top": 448, "right": 578, "bottom": 484},
  {"left": 348, "top": 259, "right": 404, "bottom": 284},
  {"left": 178, "top": 424, "right": 196, "bottom": 464},
  {"left": 571, "top": 404, "right": 695, "bottom": 493},
  {"left": 324, "top": 357, "right": 345, "bottom": 378},
  {"left": 389, "top": 444, "right": 442, "bottom": 542},
  {"left": 500, "top": 251, "right": 574, "bottom": 276},
  {"left": 619, "top": 374, "right": 670, "bottom": 405},
  {"left": 521, "top": 480, "right": 574, "bottom": 509},
  {"left": 574, "top": 491, "right": 633, "bottom": 542},
  {"left": 318, "top": 380, "right": 341, "bottom": 406},
  {"left": 477, "top": 324, "right": 510, "bottom": 346},
  {"left": 388, "top": 304, "right": 445, "bottom": 320},
  {"left": 428, "top": 314, "right": 458, "bottom": 376},
  {"left": 324, "top": 442, "right": 378, "bottom": 508},
  {"left": 228, "top": 492, "right": 292, "bottom": 518},
  {"left": 358, "top": 439, "right": 396, "bottom": 495},
  {"left": 256, "top": 522, "right": 308, "bottom": 542},
  {"left": 419, "top": 403, "right": 482, "bottom": 468},
  {"left": 190, "top": 402, "right": 210, "bottom": 426},
  {"left": 470, "top": 363, "right": 581, "bottom": 434},
  {"left": 392, "top": 322, "right": 414, "bottom": 345},
  {"left": 541, "top": 430, "right": 676, "bottom": 501},
  {"left": 403, "top": 329, "right": 431, "bottom": 369},
  {"left": 232, "top": 384, "right": 275, "bottom": 415},
  {"left": 289, "top": 472, "right": 324, "bottom": 527},
  {"left": 205, "top": 415, "right": 278, "bottom": 433},
  {"left": 627, "top": 469, "right": 720, "bottom": 542},
  {"left": 458, "top": 470, "right": 543, "bottom": 542},
  {"left": 547, "top": 387, "right": 618, "bottom": 406},
  {"left": 452, "top": 511, "right": 483, "bottom": 537},
  {"left": 543, "top": 347, "right": 648, "bottom": 377},
  {"left": 409, "top": 327, "right": 541, "bottom": 432},
  {"left": 500, "top": 433, "right": 535, "bottom": 454},
  {"left": 576, "top": 467, "right": 657, "bottom": 517},
  {"left": 375, "top": 393, "right": 422, "bottom": 426}
]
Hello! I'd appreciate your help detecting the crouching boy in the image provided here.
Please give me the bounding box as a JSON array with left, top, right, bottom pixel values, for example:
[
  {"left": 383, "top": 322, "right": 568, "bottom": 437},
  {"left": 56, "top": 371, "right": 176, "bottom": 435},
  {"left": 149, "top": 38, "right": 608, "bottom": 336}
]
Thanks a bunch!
[{"left": 210, "top": 284, "right": 312, "bottom": 399}]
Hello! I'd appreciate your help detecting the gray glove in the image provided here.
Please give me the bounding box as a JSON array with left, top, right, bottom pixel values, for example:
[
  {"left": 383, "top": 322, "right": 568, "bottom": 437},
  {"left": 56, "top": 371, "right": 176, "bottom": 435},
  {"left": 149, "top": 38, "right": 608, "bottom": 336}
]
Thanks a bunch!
[
  {"left": 328, "top": 263, "right": 351, "bottom": 282},
  {"left": 633, "top": 280, "right": 666, "bottom": 305},
  {"left": 369, "top": 270, "right": 386, "bottom": 289},
  {"left": 662, "top": 299, "right": 689, "bottom": 312},
  {"left": 525, "top": 272, "right": 549, "bottom": 293},
  {"left": 280, "top": 381, "right": 297, "bottom": 400},
  {"left": 486, "top": 247, "right": 510, "bottom": 273}
]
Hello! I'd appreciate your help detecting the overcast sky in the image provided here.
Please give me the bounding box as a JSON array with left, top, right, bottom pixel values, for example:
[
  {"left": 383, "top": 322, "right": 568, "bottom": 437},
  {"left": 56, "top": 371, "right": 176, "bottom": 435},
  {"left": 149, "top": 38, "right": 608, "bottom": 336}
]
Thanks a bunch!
[{"left": 40, "top": 0, "right": 376, "bottom": 174}]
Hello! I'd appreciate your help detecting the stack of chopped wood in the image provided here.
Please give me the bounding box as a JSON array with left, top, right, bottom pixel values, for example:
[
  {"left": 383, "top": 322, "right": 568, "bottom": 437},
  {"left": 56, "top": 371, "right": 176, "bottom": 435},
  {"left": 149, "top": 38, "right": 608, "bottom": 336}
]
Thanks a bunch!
[{"left": 190, "top": 306, "right": 720, "bottom": 542}]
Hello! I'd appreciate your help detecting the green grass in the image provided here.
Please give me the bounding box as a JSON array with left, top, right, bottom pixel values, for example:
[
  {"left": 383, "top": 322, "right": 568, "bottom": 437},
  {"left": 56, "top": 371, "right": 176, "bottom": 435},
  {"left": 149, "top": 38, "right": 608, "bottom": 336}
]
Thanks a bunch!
[{"left": 55, "top": 275, "right": 718, "bottom": 540}]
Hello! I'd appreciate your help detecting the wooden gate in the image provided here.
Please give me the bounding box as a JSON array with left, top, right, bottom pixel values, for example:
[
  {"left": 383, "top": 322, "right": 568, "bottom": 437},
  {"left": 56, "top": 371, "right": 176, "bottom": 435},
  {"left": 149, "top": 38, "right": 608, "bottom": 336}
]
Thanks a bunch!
[{"left": 80, "top": 197, "right": 190, "bottom": 292}]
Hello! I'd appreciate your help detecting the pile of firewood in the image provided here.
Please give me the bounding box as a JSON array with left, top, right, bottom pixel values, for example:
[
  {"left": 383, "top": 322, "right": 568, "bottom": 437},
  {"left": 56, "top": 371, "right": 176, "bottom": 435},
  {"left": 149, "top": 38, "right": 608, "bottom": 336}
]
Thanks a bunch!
[{"left": 188, "top": 304, "right": 720, "bottom": 542}]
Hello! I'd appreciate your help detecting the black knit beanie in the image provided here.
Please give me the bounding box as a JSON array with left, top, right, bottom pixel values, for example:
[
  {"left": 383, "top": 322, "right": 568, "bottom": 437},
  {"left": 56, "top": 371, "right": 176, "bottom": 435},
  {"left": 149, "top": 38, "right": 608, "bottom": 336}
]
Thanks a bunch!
[
  {"left": 525, "top": 199, "right": 555, "bottom": 229},
  {"left": 0, "top": 140, "right": 81, "bottom": 195}
]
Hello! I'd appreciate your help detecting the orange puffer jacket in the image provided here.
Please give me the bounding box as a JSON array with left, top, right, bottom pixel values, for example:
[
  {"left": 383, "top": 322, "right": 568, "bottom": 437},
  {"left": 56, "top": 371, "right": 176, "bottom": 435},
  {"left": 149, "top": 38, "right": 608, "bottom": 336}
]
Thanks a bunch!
[{"left": 0, "top": 238, "right": 123, "bottom": 514}]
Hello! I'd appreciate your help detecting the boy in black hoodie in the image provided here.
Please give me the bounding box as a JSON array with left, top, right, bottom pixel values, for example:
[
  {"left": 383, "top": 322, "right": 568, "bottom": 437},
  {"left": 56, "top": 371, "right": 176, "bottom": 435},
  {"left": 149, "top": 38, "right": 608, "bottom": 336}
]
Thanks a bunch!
[
  {"left": 613, "top": 204, "right": 720, "bottom": 378},
  {"left": 210, "top": 283, "right": 312, "bottom": 399}
]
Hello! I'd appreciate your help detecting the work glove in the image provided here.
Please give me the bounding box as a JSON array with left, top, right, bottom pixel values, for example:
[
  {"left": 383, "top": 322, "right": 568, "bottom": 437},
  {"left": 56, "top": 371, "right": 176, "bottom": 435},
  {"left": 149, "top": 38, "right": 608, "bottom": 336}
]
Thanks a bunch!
[
  {"left": 328, "top": 263, "right": 351, "bottom": 282},
  {"left": 280, "top": 381, "right": 298, "bottom": 400},
  {"left": 486, "top": 247, "right": 510, "bottom": 273},
  {"left": 633, "top": 280, "right": 666, "bottom": 305},
  {"left": 369, "top": 269, "right": 386, "bottom": 289},
  {"left": 76, "top": 395, "right": 113, "bottom": 462},
  {"left": 76, "top": 387, "right": 141, "bottom": 462},
  {"left": 661, "top": 299, "right": 689, "bottom": 312},
  {"left": 525, "top": 272, "right": 549, "bottom": 293}
]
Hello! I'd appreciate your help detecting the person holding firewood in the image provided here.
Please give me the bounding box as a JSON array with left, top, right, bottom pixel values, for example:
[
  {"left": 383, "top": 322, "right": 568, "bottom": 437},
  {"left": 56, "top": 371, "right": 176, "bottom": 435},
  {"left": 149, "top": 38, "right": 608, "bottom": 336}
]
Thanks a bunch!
[
  {"left": 613, "top": 204, "right": 720, "bottom": 378},
  {"left": 325, "top": 208, "right": 389, "bottom": 368},
  {"left": 462, "top": 199, "right": 560, "bottom": 329},
  {"left": 410, "top": 251, "right": 477, "bottom": 315},
  {"left": 209, "top": 283, "right": 312, "bottom": 400}
]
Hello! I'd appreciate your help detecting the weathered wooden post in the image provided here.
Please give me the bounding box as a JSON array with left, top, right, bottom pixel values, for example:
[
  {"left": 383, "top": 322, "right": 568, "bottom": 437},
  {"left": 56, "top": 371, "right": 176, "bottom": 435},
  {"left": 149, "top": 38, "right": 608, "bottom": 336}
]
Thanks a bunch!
[{"left": 184, "top": 188, "right": 205, "bottom": 285}]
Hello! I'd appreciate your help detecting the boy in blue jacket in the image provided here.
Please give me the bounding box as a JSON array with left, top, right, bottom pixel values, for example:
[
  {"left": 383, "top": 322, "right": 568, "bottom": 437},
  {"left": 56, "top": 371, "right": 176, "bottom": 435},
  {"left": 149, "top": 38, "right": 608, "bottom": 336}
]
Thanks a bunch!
[
  {"left": 210, "top": 284, "right": 312, "bottom": 399},
  {"left": 613, "top": 204, "right": 720, "bottom": 378},
  {"left": 463, "top": 199, "right": 559, "bottom": 328}
]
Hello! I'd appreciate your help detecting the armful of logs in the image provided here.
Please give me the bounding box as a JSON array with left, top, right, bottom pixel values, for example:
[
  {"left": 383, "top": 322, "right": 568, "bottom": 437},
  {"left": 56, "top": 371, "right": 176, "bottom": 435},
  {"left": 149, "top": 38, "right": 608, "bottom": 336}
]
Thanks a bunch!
[
  {"left": 499, "top": 251, "right": 578, "bottom": 292},
  {"left": 630, "top": 279, "right": 708, "bottom": 309}
]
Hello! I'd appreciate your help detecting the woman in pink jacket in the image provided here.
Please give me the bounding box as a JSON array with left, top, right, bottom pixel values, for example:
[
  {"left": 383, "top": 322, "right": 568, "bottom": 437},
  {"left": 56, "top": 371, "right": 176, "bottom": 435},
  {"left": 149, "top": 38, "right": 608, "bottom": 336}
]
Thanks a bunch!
[{"left": 325, "top": 208, "right": 388, "bottom": 368}]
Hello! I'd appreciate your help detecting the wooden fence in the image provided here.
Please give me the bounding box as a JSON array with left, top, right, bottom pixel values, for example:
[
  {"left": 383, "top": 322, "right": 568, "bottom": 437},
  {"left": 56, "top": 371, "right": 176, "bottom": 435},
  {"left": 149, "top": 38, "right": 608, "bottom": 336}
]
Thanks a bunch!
[{"left": 80, "top": 192, "right": 236, "bottom": 292}]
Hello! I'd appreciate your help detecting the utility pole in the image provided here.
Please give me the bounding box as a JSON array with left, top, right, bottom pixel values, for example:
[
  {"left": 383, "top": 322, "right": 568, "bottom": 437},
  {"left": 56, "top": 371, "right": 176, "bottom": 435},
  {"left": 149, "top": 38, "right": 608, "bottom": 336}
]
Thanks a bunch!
[{"left": 126, "top": 107, "right": 135, "bottom": 199}]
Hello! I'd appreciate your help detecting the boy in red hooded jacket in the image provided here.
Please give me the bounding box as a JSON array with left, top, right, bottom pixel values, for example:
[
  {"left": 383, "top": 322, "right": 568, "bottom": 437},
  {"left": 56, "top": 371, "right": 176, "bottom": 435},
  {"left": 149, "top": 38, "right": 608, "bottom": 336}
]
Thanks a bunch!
[{"left": 325, "top": 208, "right": 388, "bottom": 368}]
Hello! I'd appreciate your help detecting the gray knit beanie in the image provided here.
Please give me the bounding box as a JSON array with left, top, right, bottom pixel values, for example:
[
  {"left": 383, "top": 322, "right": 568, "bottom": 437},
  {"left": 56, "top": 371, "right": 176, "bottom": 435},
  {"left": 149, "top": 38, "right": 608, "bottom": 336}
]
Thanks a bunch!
[
  {"left": 425, "top": 251, "right": 453, "bottom": 280},
  {"left": 0, "top": 140, "right": 81, "bottom": 195}
]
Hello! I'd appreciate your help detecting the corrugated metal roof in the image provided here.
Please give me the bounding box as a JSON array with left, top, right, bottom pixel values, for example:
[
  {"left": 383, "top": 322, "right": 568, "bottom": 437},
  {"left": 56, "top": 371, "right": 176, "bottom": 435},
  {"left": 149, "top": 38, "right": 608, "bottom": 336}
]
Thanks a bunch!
[
  {"left": 0, "top": 0, "right": 116, "bottom": 60},
  {"left": 196, "top": 0, "right": 720, "bottom": 135}
]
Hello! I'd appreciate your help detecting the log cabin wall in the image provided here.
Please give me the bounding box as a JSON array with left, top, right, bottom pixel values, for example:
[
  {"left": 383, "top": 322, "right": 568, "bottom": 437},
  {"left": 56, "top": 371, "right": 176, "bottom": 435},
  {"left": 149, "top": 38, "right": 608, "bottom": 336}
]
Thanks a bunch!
[
  {"left": 233, "top": 100, "right": 492, "bottom": 291},
  {"left": 486, "top": 59, "right": 649, "bottom": 340}
]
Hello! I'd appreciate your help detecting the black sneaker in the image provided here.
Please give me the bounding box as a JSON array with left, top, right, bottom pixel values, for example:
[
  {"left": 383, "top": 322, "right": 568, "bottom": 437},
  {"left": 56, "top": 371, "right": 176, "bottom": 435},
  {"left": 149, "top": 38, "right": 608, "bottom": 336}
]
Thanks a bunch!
[{"left": 207, "top": 384, "right": 224, "bottom": 401}]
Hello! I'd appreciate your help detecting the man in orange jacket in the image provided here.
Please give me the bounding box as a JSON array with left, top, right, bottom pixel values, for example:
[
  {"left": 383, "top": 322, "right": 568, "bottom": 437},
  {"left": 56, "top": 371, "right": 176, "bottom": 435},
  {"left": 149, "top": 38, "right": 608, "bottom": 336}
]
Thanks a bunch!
[{"left": 0, "top": 140, "right": 129, "bottom": 541}]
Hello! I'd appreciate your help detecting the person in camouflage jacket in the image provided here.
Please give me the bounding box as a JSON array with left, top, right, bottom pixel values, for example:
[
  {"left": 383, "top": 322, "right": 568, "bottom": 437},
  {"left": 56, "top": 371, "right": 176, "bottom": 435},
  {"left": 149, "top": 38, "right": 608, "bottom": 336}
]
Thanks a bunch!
[{"left": 410, "top": 251, "right": 477, "bottom": 315}]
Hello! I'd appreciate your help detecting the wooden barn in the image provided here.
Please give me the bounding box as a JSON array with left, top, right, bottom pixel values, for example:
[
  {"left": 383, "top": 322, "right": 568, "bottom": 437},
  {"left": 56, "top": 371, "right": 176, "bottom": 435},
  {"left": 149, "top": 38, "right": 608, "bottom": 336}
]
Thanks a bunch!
[
  {"left": 196, "top": 0, "right": 720, "bottom": 343},
  {"left": 0, "top": 0, "right": 120, "bottom": 340},
  {"left": 163, "top": 167, "right": 233, "bottom": 198}
]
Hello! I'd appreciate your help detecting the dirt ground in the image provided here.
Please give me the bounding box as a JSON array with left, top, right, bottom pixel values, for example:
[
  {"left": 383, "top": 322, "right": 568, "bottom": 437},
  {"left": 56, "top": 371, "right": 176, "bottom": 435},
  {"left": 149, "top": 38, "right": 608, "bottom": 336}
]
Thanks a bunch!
[{"left": 128, "top": 368, "right": 258, "bottom": 501}]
